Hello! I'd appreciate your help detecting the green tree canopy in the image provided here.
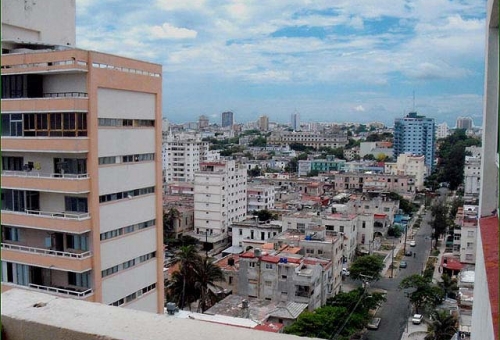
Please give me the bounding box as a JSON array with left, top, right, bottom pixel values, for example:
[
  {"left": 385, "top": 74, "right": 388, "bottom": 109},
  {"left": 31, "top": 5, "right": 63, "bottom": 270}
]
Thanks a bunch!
[
  {"left": 400, "top": 274, "right": 445, "bottom": 313},
  {"left": 349, "top": 255, "right": 384, "bottom": 282},
  {"left": 425, "top": 310, "right": 458, "bottom": 340}
]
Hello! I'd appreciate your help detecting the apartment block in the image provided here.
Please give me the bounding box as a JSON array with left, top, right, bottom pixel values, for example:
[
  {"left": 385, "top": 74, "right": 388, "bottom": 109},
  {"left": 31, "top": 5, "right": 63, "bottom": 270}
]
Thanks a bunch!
[
  {"left": 393, "top": 112, "right": 435, "bottom": 171},
  {"left": 330, "top": 172, "right": 416, "bottom": 197},
  {"left": 463, "top": 146, "right": 481, "bottom": 198},
  {"left": 163, "top": 132, "right": 209, "bottom": 183},
  {"left": 0, "top": 47, "right": 164, "bottom": 313},
  {"left": 1, "top": 0, "right": 163, "bottom": 313},
  {"left": 385, "top": 153, "right": 427, "bottom": 190},
  {"left": 247, "top": 185, "right": 275, "bottom": 213},
  {"left": 237, "top": 249, "right": 334, "bottom": 311},
  {"left": 267, "top": 131, "right": 348, "bottom": 150},
  {"left": 192, "top": 161, "right": 247, "bottom": 251},
  {"left": 471, "top": 0, "right": 499, "bottom": 338}
]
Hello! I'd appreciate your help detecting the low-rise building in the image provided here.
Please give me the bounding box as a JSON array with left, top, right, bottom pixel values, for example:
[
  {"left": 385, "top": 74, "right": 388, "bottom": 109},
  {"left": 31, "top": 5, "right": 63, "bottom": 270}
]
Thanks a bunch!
[
  {"left": 247, "top": 185, "right": 276, "bottom": 213},
  {"left": 385, "top": 153, "right": 427, "bottom": 190},
  {"left": 268, "top": 131, "right": 348, "bottom": 150}
]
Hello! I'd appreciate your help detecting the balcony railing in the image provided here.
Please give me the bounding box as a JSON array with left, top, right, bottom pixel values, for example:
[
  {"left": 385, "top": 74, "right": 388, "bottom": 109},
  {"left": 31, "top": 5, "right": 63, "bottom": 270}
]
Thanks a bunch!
[
  {"left": 43, "top": 92, "right": 88, "bottom": 98},
  {"left": 24, "top": 210, "right": 90, "bottom": 220},
  {"left": 2, "top": 171, "right": 89, "bottom": 179},
  {"left": 28, "top": 283, "right": 93, "bottom": 298},
  {"left": 1, "top": 243, "right": 91, "bottom": 259}
]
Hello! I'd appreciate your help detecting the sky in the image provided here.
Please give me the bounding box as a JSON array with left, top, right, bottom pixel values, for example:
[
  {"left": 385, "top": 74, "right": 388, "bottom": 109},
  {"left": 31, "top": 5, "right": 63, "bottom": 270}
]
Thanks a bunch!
[{"left": 76, "top": 0, "right": 487, "bottom": 127}]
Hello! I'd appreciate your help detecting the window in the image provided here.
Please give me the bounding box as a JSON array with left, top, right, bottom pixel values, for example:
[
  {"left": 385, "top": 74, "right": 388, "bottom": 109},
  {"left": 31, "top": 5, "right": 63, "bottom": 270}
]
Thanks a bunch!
[
  {"left": 68, "top": 271, "right": 90, "bottom": 287},
  {"left": 2, "top": 156, "right": 23, "bottom": 171},
  {"left": 339, "top": 226, "right": 344, "bottom": 233},
  {"left": 467, "top": 231, "right": 474, "bottom": 238},
  {"left": 3, "top": 226, "right": 20, "bottom": 242},
  {"left": 66, "top": 234, "right": 89, "bottom": 251},
  {"left": 466, "top": 242, "right": 474, "bottom": 250},
  {"left": 465, "top": 254, "right": 473, "bottom": 261},
  {"left": 238, "top": 229, "right": 242, "bottom": 236},
  {"left": 249, "top": 262, "right": 256, "bottom": 268},
  {"left": 99, "top": 156, "right": 116, "bottom": 165},
  {"left": 265, "top": 264, "right": 273, "bottom": 269},
  {"left": 228, "top": 276, "right": 233, "bottom": 284},
  {"left": 265, "top": 281, "right": 272, "bottom": 286},
  {"left": 65, "top": 196, "right": 88, "bottom": 213}
]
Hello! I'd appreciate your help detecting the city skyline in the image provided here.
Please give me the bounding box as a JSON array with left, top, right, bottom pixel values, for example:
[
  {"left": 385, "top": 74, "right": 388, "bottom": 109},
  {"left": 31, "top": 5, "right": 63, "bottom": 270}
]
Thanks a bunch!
[{"left": 77, "top": 1, "right": 486, "bottom": 126}]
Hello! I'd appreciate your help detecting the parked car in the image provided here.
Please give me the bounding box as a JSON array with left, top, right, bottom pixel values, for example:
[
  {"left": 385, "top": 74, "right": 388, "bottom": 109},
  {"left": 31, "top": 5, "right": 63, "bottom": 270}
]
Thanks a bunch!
[
  {"left": 412, "top": 314, "right": 423, "bottom": 324},
  {"left": 342, "top": 268, "right": 350, "bottom": 276},
  {"left": 367, "top": 317, "right": 381, "bottom": 330},
  {"left": 399, "top": 261, "right": 408, "bottom": 268},
  {"left": 405, "top": 250, "right": 413, "bottom": 256},
  {"left": 410, "top": 240, "right": 416, "bottom": 247}
]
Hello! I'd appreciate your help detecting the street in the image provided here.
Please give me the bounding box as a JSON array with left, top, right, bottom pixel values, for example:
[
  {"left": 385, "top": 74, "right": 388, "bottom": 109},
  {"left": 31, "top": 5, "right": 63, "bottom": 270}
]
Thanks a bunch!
[{"left": 365, "top": 209, "right": 433, "bottom": 340}]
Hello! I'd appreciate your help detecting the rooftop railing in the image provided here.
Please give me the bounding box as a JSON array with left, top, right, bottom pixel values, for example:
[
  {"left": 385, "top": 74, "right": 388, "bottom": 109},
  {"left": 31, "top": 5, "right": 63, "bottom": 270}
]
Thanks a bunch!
[
  {"left": 28, "top": 283, "right": 93, "bottom": 298},
  {"left": 2, "top": 171, "right": 89, "bottom": 179}
]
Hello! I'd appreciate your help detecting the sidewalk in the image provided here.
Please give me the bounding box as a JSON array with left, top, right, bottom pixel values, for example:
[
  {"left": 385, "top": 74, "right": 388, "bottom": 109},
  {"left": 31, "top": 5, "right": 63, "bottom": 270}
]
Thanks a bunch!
[{"left": 400, "top": 319, "right": 427, "bottom": 340}]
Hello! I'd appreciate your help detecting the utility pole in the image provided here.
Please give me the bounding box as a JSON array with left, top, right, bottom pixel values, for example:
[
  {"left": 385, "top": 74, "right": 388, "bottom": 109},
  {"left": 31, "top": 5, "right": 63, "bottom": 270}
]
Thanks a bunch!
[
  {"left": 403, "top": 222, "right": 408, "bottom": 255},
  {"left": 391, "top": 240, "right": 395, "bottom": 278}
]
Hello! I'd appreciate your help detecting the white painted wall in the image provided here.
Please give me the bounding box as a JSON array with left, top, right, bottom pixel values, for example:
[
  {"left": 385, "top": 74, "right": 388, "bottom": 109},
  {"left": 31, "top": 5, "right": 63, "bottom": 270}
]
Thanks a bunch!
[
  {"left": 99, "top": 195, "right": 156, "bottom": 233},
  {"left": 124, "top": 290, "right": 158, "bottom": 313},
  {"left": 97, "top": 88, "right": 155, "bottom": 119},
  {"left": 100, "top": 228, "right": 157, "bottom": 269},
  {"left": 98, "top": 130, "right": 155, "bottom": 157},
  {"left": 101, "top": 260, "right": 157, "bottom": 304},
  {"left": 98, "top": 162, "right": 155, "bottom": 195},
  {"left": 1, "top": 0, "right": 76, "bottom": 46},
  {"left": 44, "top": 74, "right": 87, "bottom": 94}
]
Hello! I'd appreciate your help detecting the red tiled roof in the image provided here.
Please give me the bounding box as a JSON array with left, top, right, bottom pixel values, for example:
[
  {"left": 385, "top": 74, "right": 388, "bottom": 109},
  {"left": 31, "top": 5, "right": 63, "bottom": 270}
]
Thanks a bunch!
[
  {"left": 254, "top": 322, "right": 284, "bottom": 333},
  {"left": 480, "top": 215, "right": 499, "bottom": 340},
  {"left": 374, "top": 213, "right": 387, "bottom": 218},
  {"left": 441, "top": 256, "right": 464, "bottom": 271},
  {"left": 261, "top": 255, "right": 280, "bottom": 263}
]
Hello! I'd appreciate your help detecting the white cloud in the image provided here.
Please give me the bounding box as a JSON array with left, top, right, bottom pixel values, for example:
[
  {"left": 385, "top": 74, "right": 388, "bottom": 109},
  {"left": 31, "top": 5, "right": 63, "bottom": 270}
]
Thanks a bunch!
[
  {"left": 150, "top": 23, "right": 197, "bottom": 39},
  {"left": 354, "top": 105, "right": 365, "bottom": 112}
]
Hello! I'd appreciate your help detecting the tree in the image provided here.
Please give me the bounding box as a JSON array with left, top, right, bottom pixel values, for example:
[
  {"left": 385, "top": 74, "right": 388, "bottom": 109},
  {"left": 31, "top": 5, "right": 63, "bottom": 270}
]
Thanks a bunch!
[
  {"left": 431, "top": 201, "right": 449, "bottom": 249},
  {"left": 247, "top": 167, "right": 262, "bottom": 177},
  {"left": 363, "top": 154, "right": 375, "bottom": 160},
  {"left": 307, "top": 169, "right": 320, "bottom": 177},
  {"left": 193, "top": 257, "right": 225, "bottom": 312},
  {"left": 388, "top": 192, "right": 417, "bottom": 215},
  {"left": 400, "top": 275, "right": 445, "bottom": 313},
  {"left": 438, "top": 273, "right": 458, "bottom": 299},
  {"left": 249, "top": 136, "right": 267, "bottom": 147},
  {"left": 425, "top": 310, "right": 458, "bottom": 340},
  {"left": 164, "top": 208, "right": 180, "bottom": 242},
  {"left": 171, "top": 245, "right": 201, "bottom": 309},
  {"left": 284, "top": 306, "right": 348, "bottom": 339},
  {"left": 349, "top": 255, "right": 384, "bottom": 282}
]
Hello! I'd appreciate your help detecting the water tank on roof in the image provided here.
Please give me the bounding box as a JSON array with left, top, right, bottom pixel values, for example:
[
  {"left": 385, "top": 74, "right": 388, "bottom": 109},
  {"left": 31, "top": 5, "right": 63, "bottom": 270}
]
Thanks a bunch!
[
  {"left": 166, "top": 302, "right": 178, "bottom": 315},
  {"left": 283, "top": 258, "right": 288, "bottom": 264},
  {"left": 254, "top": 248, "right": 262, "bottom": 257}
]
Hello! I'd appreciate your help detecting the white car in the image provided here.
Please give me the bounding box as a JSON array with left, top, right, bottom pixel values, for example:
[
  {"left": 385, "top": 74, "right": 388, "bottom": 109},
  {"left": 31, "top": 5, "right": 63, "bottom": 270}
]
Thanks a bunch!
[
  {"left": 341, "top": 268, "right": 350, "bottom": 276},
  {"left": 412, "top": 314, "right": 423, "bottom": 324},
  {"left": 410, "top": 240, "right": 416, "bottom": 247},
  {"left": 367, "top": 317, "right": 381, "bottom": 330}
]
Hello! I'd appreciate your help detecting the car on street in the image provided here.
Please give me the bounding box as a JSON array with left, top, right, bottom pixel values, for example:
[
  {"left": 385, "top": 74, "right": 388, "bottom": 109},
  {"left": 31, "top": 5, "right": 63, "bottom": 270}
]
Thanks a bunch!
[
  {"left": 342, "top": 268, "right": 350, "bottom": 276},
  {"left": 367, "top": 317, "right": 381, "bottom": 330},
  {"left": 412, "top": 314, "right": 423, "bottom": 324},
  {"left": 410, "top": 240, "right": 416, "bottom": 247},
  {"left": 405, "top": 250, "right": 413, "bottom": 256},
  {"left": 399, "top": 261, "right": 408, "bottom": 268}
]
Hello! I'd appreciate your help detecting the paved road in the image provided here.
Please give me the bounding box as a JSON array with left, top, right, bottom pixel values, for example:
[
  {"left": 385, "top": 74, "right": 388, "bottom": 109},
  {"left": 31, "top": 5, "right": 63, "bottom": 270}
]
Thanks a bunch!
[{"left": 365, "top": 209, "right": 433, "bottom": 340}]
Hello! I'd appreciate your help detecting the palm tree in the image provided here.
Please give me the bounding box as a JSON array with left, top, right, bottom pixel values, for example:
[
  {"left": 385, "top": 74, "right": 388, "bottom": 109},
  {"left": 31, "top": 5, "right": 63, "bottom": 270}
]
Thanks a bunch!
[
  {"left": 438, "top": 273, "right": 458, "bottom": 299},
  {"left": 171, "top": 245, "right": 201, "bottom": 310},
  {"left": 425, "top": 310, "right": 458, "bottom": 340},
  {"left": 193, "top": 257, "right": 225, "bottom": 312}
]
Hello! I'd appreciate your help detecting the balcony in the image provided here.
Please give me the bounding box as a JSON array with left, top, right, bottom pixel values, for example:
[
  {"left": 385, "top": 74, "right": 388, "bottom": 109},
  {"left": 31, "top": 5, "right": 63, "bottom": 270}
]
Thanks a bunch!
[
  {"left": 1, "top": 137, "right": 89, "bottom": 153},
  {"left": 1, "top": 243, "right": 92, "bottom": 272},
  {"left": 2, "top": 171, "right": 90, "bottom": 193},
  {"left": 28, "top": 284, "right": 93, "bottom": 299},
  {"left": 1, "top": 210, "right": 91, "bottom": 233},
  {"left": 1, "top": 96, "right": 88, "bottom": 112},
  {"left": 1, "top": 49, "right": 89, "bottom": 75}
]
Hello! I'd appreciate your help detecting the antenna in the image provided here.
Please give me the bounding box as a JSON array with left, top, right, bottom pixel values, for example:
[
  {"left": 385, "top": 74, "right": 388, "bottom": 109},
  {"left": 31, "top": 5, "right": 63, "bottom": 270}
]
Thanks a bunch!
[{"left": 412, "top": 90, "right": 415, "bottom": 112}]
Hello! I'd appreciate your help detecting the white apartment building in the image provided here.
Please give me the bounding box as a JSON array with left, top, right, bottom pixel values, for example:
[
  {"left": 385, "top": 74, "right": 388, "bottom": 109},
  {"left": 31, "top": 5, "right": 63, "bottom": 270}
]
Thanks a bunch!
[
  {"left": 163, "top": 133, "right": 209, "bottom": 183},
  {"left": 247, "top": 185, "right": 275, "bottom": 213},
  {"left": 464, "top": 146, "right": 481, "bottom": 198},
  {"left": 385, "top": 153, "right": 427, "bottom": 190},
  {"left": 453, "top": 205, "right": 478, "bottom": 264},
  {"left": 192, "top": 161, "right": 247, "bottom": 250},
  {"left": 230, "top": 219, "right": 282, "bottom": 249},
  {"left": 237, "top": 250, "right": 334, "bottom": 311},
  {"left": 1, "top": 1, "right": 164, "bottom": 313},
  {"left": 267, "top": 131, "right": 348, "bottom": 150},
  {"left": 435, "top": 122, "right": 450, "bottom": 139}
]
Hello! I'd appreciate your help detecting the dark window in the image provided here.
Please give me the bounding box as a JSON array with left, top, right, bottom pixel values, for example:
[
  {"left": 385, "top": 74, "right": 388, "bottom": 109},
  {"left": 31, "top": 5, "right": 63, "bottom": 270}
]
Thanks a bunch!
[
  {"left": 2, "top": 156, "right": 24, "bottom": 171},
  {"left": 64, "top": 196, "right": 88, "bottom": 213}
]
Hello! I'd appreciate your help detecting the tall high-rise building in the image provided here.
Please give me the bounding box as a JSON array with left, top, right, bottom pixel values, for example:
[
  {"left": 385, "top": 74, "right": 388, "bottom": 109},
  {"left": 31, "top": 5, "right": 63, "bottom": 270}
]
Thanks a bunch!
[
  {"left": 198, "top": 115, "right": 209, "bottom": 129},
  {"left": 393, "top": 112, "right": 435, "bottom": 171},
  {"left": 456, "top": 116, "right": 474, "bottom": 130},
  {"left": 1, "top": 1, "right": 164, "bottom": 313},
  {"left": 471, "top": 0, "right": 498, "bottom": 338},
  {"left": 192, "top": 161, "right": 247, "bottom": 251},
  {"left": 291, "top": 112, "right": 300, "bottom": 131},
  {"left": 221, "top": 111, "right": 234, "bottom": 128},
  {"left": 258, "top": 115, "right": 269, "bottom": 131}
]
